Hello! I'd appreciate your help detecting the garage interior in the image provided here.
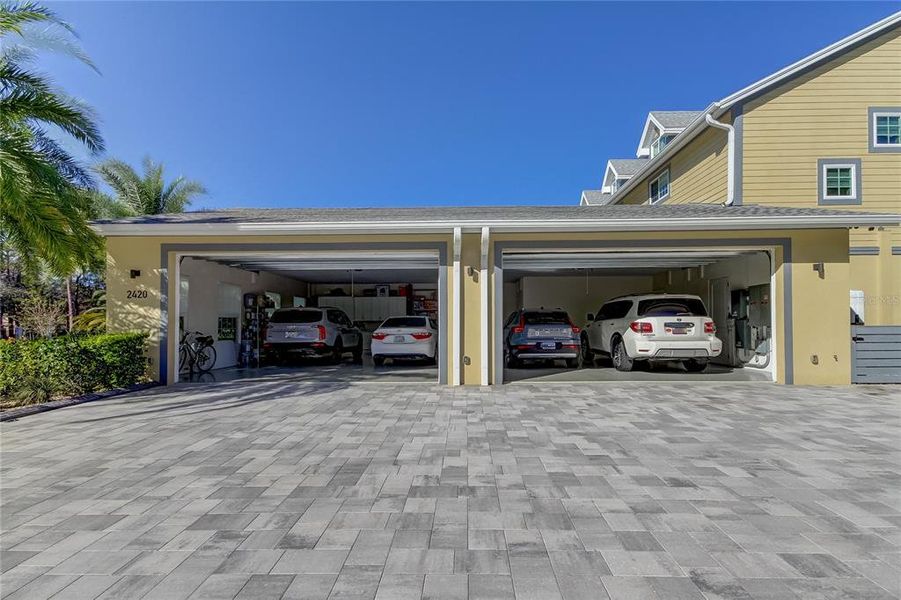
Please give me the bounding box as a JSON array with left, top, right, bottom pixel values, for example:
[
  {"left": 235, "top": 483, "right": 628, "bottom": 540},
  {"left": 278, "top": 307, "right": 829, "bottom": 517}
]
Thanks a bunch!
[
  {"left": 174, "top": 250, "right": 442, "bottom": 384},
  {"left": 500, "top": 247, "right": 776, "bottom": 383}
]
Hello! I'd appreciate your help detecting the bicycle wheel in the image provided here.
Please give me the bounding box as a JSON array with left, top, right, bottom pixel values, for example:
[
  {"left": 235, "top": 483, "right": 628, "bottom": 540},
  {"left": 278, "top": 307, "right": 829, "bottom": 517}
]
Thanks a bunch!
[
  {"left": 179, "top": 346, "right": 189, "bottom": 373},
  {"left": 195, "top": 345, "right": 217, "bottom": 373}
]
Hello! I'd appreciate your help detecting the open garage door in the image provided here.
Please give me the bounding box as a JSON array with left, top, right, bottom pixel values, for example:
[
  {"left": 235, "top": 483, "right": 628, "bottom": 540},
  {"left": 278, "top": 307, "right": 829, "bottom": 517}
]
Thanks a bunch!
[
  {"left": 171, "top": 249, "right": 445, "bottom": 384},
  {"left": 496, "top": 246, "right": 776, "bottom": 384}
]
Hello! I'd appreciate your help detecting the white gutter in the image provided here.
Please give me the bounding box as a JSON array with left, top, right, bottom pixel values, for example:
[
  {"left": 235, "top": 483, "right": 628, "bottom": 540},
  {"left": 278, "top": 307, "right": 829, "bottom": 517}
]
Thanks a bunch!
[
  {"left": 480, "top": 226, "right": 490, "bottom": 387},
  {"left": 705, "top": 114, "right": 735, "bottom": 206},
  {"left": 93, "top": 213, "right": 901, "bottom": 236},
  {"left": 452, "top": 227, "right": 462, "bottom": 387}
]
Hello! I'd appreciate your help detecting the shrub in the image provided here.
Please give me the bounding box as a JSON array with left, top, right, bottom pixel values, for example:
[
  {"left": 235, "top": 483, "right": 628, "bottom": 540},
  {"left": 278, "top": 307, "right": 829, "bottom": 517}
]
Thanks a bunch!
[{"left": 0, "top": 332, "right": 149, "bottom": 403}]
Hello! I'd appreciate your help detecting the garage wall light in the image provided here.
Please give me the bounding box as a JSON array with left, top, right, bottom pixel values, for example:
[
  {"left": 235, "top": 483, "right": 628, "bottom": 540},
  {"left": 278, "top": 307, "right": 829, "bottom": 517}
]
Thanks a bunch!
[
  {"left": 812, "top": 262, "right": 825, "bottom": 278},
  {"left": 130, "top": 269, "right": 141, "bottom": 279}
]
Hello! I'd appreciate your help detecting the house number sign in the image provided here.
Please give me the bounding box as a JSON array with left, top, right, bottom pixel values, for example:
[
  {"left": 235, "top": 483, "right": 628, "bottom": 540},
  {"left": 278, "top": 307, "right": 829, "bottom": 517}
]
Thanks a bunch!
[{"left": 126, "top": 289, "right": 148, "bottom": 299}]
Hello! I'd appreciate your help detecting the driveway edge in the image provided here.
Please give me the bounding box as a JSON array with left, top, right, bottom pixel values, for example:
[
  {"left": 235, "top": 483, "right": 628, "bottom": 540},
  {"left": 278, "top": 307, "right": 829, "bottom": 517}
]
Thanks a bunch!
[{"left": 0, "top": 382, "right": 159, "bottom": 422}]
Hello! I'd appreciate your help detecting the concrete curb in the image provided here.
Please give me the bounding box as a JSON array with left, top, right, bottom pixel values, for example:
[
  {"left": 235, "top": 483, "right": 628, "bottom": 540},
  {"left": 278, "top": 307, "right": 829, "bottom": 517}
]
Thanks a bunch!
[{"left": 0, "top": 382, "right": 158, "bottom": 422}]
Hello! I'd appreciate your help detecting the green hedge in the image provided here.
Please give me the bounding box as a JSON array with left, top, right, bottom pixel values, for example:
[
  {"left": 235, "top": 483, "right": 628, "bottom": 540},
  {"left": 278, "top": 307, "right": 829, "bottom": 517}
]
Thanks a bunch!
[{"left": 0, "top": 332, "right": 149, "bottom": 404}]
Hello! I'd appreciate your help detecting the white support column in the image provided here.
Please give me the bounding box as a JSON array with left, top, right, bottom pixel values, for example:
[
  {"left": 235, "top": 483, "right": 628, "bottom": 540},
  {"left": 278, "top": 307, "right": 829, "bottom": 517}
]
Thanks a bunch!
[
  {"left": 480, "top": 226, "right": 490, "bottom": 386},
  {"left": 452, "top": 227, "right": 462, "bottom": 386}
]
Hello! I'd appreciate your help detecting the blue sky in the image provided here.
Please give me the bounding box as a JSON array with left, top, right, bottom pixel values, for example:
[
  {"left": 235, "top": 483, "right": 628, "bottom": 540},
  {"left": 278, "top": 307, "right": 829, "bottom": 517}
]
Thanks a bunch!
[{"left": 46, "top": 1, "right": 897, "bottom": 209}]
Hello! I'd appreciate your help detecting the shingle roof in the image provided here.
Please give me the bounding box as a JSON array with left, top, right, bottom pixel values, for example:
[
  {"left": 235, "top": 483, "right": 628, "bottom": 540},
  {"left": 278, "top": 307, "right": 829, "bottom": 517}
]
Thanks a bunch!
[
  {"left": 580, "top": 191, "right": 614, "bottom": 206},
  {"left": 608, "top": 159, "right": 648, "bottom": 177},
  {"left": 94, "top": 203, "right": 899, "bottom": 226},
  {"left": 650, "top": 110, "right": 703, "bottom": 129}
]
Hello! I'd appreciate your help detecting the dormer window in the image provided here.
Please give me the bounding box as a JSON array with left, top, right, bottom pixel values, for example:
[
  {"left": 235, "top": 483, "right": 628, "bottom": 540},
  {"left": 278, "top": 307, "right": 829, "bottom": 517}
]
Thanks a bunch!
[
  {"left": 650, "top": 134, "right": 675, "bottom": 158},
  {"left": 611, "top": 178, "right": 628, "bottom": 193}
]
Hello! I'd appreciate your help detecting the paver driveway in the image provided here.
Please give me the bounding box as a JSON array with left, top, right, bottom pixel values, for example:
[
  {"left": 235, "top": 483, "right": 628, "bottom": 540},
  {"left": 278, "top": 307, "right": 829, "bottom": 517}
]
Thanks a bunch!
[{"left": 1, "top": 379, "right": 899, "bottom": 600}]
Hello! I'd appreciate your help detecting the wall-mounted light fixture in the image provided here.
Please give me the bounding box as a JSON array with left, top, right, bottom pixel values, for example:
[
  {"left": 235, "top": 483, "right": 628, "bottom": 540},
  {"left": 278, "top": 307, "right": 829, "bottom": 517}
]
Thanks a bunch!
[
  {"left": 129, "top": 269, "right": 141, "bottom": 279},
  {"left": 812, "top": 262, "right": 825, "bottom": 279}
]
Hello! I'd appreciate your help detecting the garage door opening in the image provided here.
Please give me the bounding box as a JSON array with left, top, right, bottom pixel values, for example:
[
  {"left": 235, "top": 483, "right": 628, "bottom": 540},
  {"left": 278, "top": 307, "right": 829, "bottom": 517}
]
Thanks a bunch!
[
  {"left": 498, "top": 247, "right": 776, "bottom": 384},
  {"left": 172, "top": 249, "right": 444, "bottom": 385}
]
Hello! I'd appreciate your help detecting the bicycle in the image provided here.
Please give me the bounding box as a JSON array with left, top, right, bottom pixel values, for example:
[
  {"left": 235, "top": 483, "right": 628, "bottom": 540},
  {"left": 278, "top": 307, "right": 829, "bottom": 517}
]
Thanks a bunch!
[{"left": 179, "top": 330, "right": 217, "bottom": 374}]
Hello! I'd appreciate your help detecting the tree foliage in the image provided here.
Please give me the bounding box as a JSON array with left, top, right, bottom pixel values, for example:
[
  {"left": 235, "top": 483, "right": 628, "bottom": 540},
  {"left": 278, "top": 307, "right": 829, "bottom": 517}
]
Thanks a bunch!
[{"left": 0, "top": 1, "right": 104, "bottom": 276}]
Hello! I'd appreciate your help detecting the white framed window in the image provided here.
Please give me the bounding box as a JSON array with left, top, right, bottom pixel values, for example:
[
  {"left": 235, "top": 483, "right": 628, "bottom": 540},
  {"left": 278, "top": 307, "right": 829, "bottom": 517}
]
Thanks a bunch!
[
  {"left": 648, "top": 169, "right": 670, "bottom": 204},
  {"left": 178, "top": 277, "right": 189, "bottom": 332},
  {"left": 650, "top": 134, "right": 674, "bottom": 158},
  {"left": 817, "top": 158, "right": 861, "bottom": 205},
  {"left": 869, "top": 107, "right": 901, "bottom": 153}
]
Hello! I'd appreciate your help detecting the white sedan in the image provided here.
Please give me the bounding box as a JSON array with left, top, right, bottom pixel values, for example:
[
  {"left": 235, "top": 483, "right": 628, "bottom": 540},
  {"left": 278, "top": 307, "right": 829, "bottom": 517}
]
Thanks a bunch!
[{"left": 371, "top": 316, "right": 438, "bottom": 365}]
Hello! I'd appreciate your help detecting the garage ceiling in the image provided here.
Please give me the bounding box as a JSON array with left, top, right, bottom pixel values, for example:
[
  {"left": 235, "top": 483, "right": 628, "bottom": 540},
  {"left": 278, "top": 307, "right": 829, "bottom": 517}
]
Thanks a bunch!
[
  {"left": 503, "top": 250, "right": 763, "bottom": 278},
  {"left": 196, "top": 251, "right": 439, "bottom": 284}
]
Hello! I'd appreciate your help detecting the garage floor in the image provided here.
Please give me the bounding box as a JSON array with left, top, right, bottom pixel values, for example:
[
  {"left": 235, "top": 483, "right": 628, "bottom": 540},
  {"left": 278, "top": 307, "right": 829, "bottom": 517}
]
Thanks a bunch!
[
  {"left": 2, "top": 380, "right": 898, "bottom": 599},
  {"left": 505, "top": 362, "right": 772, "bottom": 384}
]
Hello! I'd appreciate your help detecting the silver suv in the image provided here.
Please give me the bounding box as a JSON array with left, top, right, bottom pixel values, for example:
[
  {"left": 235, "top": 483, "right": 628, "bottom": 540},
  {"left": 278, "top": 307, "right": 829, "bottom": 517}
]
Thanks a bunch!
[{"left": 265, "top": 307, "right": 363, "bottom": 364}]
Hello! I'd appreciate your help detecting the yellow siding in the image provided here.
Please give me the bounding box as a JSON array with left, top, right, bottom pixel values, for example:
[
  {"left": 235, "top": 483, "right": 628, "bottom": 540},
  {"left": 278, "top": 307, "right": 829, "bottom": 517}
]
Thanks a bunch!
[
  {"left": 619, "top": 119, "right": 729, "bottom": 205},
  {"left": 742, "top": 28, "right": 901, "bottom": 212}
]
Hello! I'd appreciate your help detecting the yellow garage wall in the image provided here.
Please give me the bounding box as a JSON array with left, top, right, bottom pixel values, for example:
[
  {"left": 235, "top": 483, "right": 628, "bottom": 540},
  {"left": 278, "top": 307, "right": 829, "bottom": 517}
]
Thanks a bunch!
[
  {"left": 106, "top": 234, "right": 455, "bottom": 384},
  {"left": 488, "top": 228, "right": 852, "bottom": 386},
  {"left": 109, "top": 227, "right": 854, "bottom": 386},
  {"left": 619, "top": 117, "right": 731, "bottom": 206},
  {"left": 849, "top": 228, "right": 901, "bottom": 325}
]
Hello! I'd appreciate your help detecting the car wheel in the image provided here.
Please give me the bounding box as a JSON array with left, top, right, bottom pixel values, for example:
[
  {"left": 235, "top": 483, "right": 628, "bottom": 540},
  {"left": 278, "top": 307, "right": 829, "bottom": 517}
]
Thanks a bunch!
[
  {"left": 580, "top": 335, "right": 594, "bottom": 366},
  {"left": 352, "top": 342, "right": 363, "bottom": 364},
  {"left": 373, "top": 355, "right": 385, "bottom": 367},
  {"left": 565, "top": 355, "right": 582, "bottom": 369},
  {"left": 684, "top": 359, "right": 708, "bottom": 373},
  {"left": 612, "top": 337, "right": 633, "bottom": 372},
  {"left": 504, "top": 349, "right": 519, "bottom": 369},
  {"left": 330, "top": 340, "right": 343, "bottom": 364}
]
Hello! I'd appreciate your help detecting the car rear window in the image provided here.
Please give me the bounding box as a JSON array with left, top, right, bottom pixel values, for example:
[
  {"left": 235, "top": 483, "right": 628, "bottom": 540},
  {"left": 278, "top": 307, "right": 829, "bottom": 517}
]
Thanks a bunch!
[
  {"left": 380, "top": 317, "right": 427, "bottom": 328},
  {"left": 637, "top": 298, "right": 707, "bottom": 317},
  {"left": 270, "top": 309, "right": 322, "bottom": 324},
  {"left": 523, "top": 311, "right": 570, "bottom": 325}
]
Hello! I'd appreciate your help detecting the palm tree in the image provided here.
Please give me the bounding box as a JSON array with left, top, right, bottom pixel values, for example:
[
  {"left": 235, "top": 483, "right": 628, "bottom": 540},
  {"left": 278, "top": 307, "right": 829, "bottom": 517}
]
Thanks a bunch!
[
  {"left": 95, "top": 157, "right": 206, "bottom": 215},
  {"left": 0, "top": 1, "right": 104, "bottom": 276}
]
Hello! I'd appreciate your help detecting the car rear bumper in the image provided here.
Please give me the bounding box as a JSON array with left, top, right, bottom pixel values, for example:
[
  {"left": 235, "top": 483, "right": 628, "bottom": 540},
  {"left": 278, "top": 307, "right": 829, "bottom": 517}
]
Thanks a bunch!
[
  {"left": 514, "top": 352, "right": 579, "bottom": 359},
  {"left": 626, "top": 337, "right": 722, "bottom": 360},
  {"left": 371, "top": 340, "right": 435, "bottom": 358},
  {"left": 266, "top": 341, "right": 332, "bottom": 356}
]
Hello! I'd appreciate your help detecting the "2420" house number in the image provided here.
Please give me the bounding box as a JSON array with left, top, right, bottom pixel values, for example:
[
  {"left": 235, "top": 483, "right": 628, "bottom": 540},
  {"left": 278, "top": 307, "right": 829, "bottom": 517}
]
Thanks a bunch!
[{"left": 126, "top": 289, "right": 148, "bottom": 299}]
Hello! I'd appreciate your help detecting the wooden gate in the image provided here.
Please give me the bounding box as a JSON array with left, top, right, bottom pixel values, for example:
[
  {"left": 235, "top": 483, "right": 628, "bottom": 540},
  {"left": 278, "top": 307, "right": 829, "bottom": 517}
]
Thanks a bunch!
[{"left": 851, "top": 326, "right": 901, "bottom": 384}]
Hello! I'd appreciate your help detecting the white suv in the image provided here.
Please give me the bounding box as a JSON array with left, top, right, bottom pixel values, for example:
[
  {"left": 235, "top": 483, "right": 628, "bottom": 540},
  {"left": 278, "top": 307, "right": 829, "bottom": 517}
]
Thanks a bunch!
[{"left": 581, "top": 294, "right": 722, "bottom": 372}]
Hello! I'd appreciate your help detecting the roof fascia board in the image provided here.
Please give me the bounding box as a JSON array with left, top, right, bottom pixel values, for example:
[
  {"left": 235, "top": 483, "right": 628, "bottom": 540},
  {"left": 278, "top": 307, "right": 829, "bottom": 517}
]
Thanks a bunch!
[
  {"left": 93, "top": 213, "right": 901, "bottom": 237},
  {"left": 718, "top": 11, "right": 901, "bottom": 109},
  {"left": 636, "top": 113, "right": 665, "bottom": 155},
  {"left": 611, "top": 12, "right": 900, "bottom": 205}
]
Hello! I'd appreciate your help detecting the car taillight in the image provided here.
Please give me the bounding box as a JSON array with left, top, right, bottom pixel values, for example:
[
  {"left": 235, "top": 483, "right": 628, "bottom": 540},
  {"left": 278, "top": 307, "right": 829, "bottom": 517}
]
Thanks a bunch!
[
  {"left": 570, "top": 325, "right": 581, "bottom": 334},
  {"left": 371, "top": 332, "right": 387, "bottom": 340},
  {"left": 630, "top": 321, "right": 653, "bottom": 334},
  {"left": 316, "top": 325, "right": 326, "bottom": 340},
  {"left": 411, "top": 332, "right": 432, "bottom": 340},
  {"left": 704, "top": 320, "right": 716, "bottom": 334},
  {"left": 512, "top": 315, "right": 525, "bottom": 334}
]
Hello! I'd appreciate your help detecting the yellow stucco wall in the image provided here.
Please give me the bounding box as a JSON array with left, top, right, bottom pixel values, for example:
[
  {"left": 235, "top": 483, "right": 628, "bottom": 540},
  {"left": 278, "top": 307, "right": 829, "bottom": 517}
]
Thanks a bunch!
[
  {"left": 488, "top": 228, "right": 852, "bottom": 386},
  {"left": 106, "top": 234, "right": 457, "bottom": 384},
  {"left": 107, "top": 227, "right": 852, "bottom": 387}
]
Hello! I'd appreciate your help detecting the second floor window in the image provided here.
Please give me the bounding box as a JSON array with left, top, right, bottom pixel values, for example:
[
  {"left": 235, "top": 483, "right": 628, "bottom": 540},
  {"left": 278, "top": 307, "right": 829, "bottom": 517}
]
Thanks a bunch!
[
  {"left": 824, "top": 166, "right": 854, "bottom": 198},
  {"left": 649, "top": 169, "right": 670, "bottom": 204},
  {"left": 874, "top": 113, "right": 900, "bottom": 146}
]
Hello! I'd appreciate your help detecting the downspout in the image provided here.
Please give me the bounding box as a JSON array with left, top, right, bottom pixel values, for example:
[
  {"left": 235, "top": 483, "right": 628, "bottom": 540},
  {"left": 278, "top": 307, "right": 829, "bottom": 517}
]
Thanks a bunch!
[
  {"left": 452, "top": 227, "right": 462, "bottom": 386},
  {"left": 705, "top": 113, "right": 735, "bottom": 206},
  {"left": 480, "top": 227, "right": 490, "bottom": 386}
]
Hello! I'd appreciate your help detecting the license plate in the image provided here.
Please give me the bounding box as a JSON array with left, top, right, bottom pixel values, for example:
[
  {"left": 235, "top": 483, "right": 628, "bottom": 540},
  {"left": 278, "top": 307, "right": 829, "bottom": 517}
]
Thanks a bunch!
[
  {"left": 393, "top": 335, "right": 406, "bottom": 343},
  {"left": 285, "top": 331, "right": 303, "bottom": 339},
  {"left": 541, "top": 342, "right": 556, "bottom": 350},
  {"left": 666, "top": 328, "right": 688, "bottom": 335}
]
